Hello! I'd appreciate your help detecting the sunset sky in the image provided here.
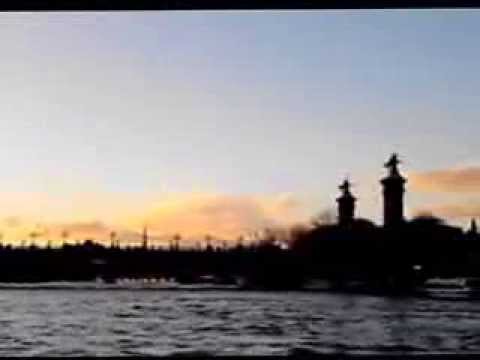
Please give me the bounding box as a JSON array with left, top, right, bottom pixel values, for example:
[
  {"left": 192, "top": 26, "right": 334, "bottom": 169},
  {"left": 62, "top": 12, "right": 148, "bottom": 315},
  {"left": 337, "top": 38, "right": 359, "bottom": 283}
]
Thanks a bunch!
[{"left": 0, "top": 10, "right": 478, "bottom": 246}]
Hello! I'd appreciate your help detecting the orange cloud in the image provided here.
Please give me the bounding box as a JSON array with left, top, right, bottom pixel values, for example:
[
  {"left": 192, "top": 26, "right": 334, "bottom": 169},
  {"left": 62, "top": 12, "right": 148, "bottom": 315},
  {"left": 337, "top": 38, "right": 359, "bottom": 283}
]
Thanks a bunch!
[
  {"left": 126, "top": 192, "right": 308, "bottom": 243},
  {"left": 4, "top": 216, "right": 22, "bottom": 228},
  {"left": 409, "top": 166, "right": 480, "bottom": 193},
  {"left": 413, "top": 202, "right": 480, "bottom": 220},
  {"left": 0, "top": 192, "right": 310, "bottom": 246},
  {"left": 45, "top": 221, "right": 112, "bottom": 240}
]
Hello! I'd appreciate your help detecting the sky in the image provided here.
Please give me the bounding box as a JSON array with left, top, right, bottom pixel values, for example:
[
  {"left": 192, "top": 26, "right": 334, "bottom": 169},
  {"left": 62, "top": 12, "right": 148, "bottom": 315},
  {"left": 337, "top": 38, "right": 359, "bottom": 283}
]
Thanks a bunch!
[{"left": 0, "top": 10, "right": 478, "bottom": 246}]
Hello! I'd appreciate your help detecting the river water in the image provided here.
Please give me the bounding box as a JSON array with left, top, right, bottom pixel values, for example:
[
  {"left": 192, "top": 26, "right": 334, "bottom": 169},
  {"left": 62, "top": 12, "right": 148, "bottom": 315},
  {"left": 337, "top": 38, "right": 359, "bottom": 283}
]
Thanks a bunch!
[{"left": 0, "top": 285, "right": 479, "bottom": 356}]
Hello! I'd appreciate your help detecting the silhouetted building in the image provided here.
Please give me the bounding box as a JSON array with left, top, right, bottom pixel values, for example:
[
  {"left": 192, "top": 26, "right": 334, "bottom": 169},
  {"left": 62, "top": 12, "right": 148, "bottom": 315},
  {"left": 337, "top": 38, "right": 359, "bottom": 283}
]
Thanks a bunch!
[
  {"left": 336, "top": 179, "right": 356, "bottom": 226},
  {"left": 110, "top": 231, "right": 117, "bottom": 249},
  {"left": 1, "top": 152, "right": 479, "bottom": 288},
  {"left": 381, "top": 153, "right": 406, "bottom": 227},
  {"left": 205, "top": 235, "right": 213, "bottom": 252},
  {"left": 142, "top": 226, "right": 148, "bottom": 249},
  {"left": 468, "top": 219, "right": 478, "bottom": 236},
  {"left": 467, "top": 219, "right": 479, "bottom": 241}
]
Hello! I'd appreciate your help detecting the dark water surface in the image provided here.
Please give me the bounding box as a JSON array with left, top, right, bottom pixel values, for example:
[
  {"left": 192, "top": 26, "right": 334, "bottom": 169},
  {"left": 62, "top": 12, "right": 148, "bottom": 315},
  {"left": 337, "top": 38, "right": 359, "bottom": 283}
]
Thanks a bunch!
[{"left": 0, "top": 286, "right": 479, "bottom": 356}]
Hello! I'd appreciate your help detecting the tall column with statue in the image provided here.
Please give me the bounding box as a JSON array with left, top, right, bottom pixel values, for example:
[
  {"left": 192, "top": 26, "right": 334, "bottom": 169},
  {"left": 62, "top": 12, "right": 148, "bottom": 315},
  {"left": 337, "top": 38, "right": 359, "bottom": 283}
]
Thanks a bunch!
[
  {"left": 381, "top": 153, "right": 407, "bottom": 227},
  {"left": 336, "top": 178, "right": 356, "bottom": 227}
]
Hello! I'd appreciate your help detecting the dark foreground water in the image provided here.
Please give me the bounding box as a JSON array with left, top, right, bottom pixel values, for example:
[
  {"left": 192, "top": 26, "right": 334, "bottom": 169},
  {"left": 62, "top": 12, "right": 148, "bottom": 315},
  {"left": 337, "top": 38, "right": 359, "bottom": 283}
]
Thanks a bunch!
[{"left": 0, "top": 285, "right": 479, "bottom": 356}]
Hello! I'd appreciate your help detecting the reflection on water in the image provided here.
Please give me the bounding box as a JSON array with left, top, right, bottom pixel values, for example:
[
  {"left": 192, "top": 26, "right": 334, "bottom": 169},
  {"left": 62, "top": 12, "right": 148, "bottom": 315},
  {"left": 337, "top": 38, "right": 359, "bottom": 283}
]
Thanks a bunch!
[{"left": 0, "top": 286, "right": 478, "bottom": 355}]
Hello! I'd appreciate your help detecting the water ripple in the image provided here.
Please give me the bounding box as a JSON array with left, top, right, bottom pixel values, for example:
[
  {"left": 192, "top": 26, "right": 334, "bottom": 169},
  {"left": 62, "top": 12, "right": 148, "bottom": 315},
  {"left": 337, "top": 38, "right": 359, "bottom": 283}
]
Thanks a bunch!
[{"left": 0, "top": 288, "right": 476, "bottom": 355}]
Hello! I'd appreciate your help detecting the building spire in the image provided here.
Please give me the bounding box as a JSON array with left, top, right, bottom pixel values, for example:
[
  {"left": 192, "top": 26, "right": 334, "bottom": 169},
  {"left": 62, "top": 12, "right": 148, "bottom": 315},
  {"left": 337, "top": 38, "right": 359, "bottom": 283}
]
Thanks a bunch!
[
  {"left": 142, "top": 226, "right": 148, "bottom": 249},
  {"left": 110, "top": 231, "right": 117, "bottom": 249},
  {"left": 469, "top": 218, "right": 478, "bottom": 235},
  {"left": 381, "top": 153, "right": 407, "bottom": 227},
  {"left": 384, "top": 153, "right": 401, "bottom": 177},
  {"left": 337, "top": 177, "right": 356, "bottom": 226},
  {"left": 339, "top": 178, "right": 352, "bottom": 196}
]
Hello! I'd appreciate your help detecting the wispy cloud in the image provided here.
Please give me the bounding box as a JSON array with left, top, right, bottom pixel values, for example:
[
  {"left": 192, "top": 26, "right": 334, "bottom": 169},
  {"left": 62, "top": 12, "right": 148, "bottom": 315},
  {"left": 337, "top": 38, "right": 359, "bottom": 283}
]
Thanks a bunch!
[
  {"left": 413, "top": 202, "right": 480, "bottom": 220},
  {"left": 409, "top": 166, "right": 480, "bottom": 193},
  {"left": 126, "top": 192, "right": 308, "bottom": 242},
  {"left": 0, "top": 191, "right": 311, "bottom": 245}
]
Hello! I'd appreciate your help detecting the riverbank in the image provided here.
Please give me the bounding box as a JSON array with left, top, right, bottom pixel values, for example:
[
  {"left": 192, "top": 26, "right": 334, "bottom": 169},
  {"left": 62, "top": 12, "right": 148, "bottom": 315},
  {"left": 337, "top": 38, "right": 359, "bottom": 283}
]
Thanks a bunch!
[{"left": 0, "top": 279, "right": 478, "bottom": 302}]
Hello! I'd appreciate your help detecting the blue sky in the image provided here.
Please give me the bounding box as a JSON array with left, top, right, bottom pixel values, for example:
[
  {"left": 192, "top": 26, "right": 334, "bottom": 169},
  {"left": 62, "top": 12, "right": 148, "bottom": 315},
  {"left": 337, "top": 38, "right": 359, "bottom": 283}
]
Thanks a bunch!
[{"left": 0, "top": 10, "right": 478, "bottom": 243}]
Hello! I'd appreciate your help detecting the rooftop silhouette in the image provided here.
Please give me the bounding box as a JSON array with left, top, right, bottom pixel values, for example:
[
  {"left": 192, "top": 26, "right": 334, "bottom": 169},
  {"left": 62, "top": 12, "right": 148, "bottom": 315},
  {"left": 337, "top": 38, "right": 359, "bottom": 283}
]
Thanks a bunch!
[{"left": 0, "top": 153, "right": 476, "bottom": 294}]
